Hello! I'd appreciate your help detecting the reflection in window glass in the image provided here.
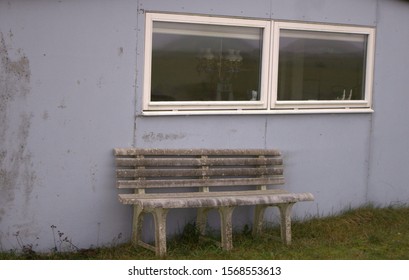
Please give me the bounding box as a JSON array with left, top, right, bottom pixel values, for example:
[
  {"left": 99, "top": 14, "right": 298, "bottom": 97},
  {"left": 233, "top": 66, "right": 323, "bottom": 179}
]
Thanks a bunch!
[
  {"left": 277, "top": 30, "right": 367, "bottom": 101},
  {"left": 151, "top": 22, "right": 263, "bottom": 102}
]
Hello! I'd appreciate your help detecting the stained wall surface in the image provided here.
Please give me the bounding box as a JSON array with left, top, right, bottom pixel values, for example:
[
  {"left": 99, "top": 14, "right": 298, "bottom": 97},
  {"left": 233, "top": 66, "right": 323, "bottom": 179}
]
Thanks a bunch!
[{"left": 0, "top": 0, "right": 408, "bottom": 252}]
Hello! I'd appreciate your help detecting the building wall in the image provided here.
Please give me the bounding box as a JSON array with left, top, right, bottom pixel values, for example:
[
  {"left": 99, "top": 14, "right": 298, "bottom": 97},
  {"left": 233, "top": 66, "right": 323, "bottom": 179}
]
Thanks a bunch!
[
  {"left": 367, "top": 0, "right": 409, "bottom": 206},
  {"left": 0, "top": 0, "right": 137, "bottom": 251},
  {"left": 0, "top": 0, "right": 408, "bottom": 252}
]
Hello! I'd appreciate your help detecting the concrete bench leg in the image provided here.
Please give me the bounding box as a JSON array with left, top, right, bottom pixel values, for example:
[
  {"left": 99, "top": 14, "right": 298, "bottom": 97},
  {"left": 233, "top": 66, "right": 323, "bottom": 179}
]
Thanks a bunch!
[
  {"left": 152, "top": 208, "right": 169, "bottom": 257},
  {"left": 218, "top": 206, "right": 235, "bottom": 251},
  {"left": 197, "top": 207, "right": 211, "bottom": 235},
  {"left": 132, "top": 206, "right": 144, "bottom": 246},
  {"left": 253, "top": 205, "right": 267, "bottom": 236},
  {"left": 277, "top": 203, "right": 295, "bottom": 245}
]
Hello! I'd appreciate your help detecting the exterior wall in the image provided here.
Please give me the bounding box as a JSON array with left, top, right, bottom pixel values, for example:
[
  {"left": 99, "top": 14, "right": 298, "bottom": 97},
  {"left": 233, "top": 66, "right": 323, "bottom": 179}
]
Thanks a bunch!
[
  {"left": 0, "top": 0, "right": 137, "bottom": 250},
  {"left": 367, "top": 0, "right": 409, "bottom": 206},
  {"left": 0, "top": 0, "right": 408, "bottom": 252}
]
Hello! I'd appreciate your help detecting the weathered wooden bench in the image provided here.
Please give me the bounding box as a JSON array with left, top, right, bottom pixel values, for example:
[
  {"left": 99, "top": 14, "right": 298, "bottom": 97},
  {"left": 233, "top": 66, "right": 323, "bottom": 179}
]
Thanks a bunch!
[{"left": 114, "top": 148, "right": 314, "bottom": 256}]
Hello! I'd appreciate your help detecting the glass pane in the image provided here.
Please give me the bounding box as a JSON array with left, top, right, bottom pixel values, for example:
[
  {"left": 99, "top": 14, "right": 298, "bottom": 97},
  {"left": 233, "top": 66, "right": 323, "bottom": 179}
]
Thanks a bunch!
[
  {"left": 151, "top": 22, "right": 263, "bottom": 102},
  {"left": 277, "top": 29, "right": 367, "bottom": 101}
]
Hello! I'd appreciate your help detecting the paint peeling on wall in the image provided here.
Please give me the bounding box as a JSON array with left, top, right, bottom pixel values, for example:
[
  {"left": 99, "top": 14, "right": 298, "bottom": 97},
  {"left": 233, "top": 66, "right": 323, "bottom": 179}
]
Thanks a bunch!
[{"left": 0, "top": 31, "right": 35, "bottom": 222}]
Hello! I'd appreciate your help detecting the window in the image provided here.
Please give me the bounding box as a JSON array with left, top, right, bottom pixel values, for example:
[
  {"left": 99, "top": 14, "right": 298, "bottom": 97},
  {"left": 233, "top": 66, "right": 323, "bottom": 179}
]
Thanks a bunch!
[
  {"left": 271, "top": 22, "right": 375, "bottom": 110},
  {"left": 143, "top": 13, "right": 271, "bottom": 111},
  {"left": 143, "top": 14, "right": 375, "bottom": 114}
]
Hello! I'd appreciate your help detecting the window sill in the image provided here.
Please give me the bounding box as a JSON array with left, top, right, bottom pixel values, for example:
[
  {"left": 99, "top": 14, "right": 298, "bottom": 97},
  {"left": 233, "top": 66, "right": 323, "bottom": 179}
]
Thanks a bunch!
[{"left": 141, "top": 108, "right": 374, "bottom": 116}]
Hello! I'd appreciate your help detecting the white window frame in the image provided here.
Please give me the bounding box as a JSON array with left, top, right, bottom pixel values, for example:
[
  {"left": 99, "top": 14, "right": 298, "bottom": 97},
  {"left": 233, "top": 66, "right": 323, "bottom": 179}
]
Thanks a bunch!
[
  {"left": 143, "top": 13, "right": 271, "bottom": 112},
  {"left": 270, "top": 21, "right": 376, "bottom": 111},
  {"left": 142, "top": 13, "right": 376, "bottom": 115}
]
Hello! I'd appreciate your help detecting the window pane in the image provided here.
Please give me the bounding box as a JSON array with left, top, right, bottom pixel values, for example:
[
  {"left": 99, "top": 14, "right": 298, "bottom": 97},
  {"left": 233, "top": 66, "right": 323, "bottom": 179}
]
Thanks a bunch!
[
  {"left": 277, "top": 30, "right": 367, "bottom": 101},
  {"left": 151, "top": 22, "right": 263, "bottom": 102}
]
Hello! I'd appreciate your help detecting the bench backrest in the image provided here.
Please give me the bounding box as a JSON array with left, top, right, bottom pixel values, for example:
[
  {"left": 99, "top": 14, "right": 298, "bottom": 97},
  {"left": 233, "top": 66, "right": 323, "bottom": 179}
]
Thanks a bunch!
[{"left": 114, "top": 148, "right": 284, "bottom": 193}]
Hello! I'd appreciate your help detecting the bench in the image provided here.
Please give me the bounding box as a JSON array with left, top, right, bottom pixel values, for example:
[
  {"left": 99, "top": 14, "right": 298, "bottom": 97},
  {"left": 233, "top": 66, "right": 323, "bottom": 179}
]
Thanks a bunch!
[{"left": 114, "top": 148, "right": 314, "bottom": 256}]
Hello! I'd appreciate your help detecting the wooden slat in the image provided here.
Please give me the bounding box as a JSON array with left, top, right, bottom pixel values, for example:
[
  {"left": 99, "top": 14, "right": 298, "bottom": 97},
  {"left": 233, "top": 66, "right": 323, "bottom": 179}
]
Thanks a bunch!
[
  {"left": 114, "top": 148, "right": 285, "bottom": 190},
  {"left": 116, "top": 166, "right": 283, "bottom": 178},
  {"left": 116, "top": 157, "right": 283, "bottom": 167},
  {"left": 114, "top": 148, "right": 281, "bottom": 157},
  {"left": 117, "top": 176, "right": 285, "bottom": 189}
]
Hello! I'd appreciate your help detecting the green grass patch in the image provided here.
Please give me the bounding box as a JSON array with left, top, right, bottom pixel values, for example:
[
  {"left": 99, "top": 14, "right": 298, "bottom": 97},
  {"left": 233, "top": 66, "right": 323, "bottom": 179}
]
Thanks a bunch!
[{"left": 1, "top": 205, "right": 409, "bottom": 260}]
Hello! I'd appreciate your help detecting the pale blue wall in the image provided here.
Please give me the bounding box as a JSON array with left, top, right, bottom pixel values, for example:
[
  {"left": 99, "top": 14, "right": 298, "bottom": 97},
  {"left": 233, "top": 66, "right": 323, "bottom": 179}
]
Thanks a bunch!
[
  {"left": 0, "top": 0, "right": 137, "bottom": 251},
  {"left": 367, "top": 0, "right": 409, "bottom": 206},
  {"left": 0, "top": 0, "right": 408, "bottom": 252}
]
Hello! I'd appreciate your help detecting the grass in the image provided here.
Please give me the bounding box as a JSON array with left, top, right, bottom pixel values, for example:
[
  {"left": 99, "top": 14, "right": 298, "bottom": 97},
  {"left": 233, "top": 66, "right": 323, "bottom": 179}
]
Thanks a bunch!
[{"left": 1, "top": 204, "right": 409, "bottom": 260}]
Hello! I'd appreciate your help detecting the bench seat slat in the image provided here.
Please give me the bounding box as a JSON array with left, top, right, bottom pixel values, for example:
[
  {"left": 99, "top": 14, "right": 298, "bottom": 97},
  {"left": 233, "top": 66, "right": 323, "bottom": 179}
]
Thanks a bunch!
[
  {"left": 116, "top": 157, "right": 283, "bottom": 167},
  {"left": 121, "top": 189, "right": 289, "bottom": 198},
  {"left": 117, "top": 176, "right": 285, "bottom": 189},
  {"left": 116, "top": 166, "right": 283, "bottom": 178},
  {"left": 118, "top": 191, "right": 314, "bottom": 208},
  {"left": 114, "top": 148, "right": 281, "bottom": 157}
]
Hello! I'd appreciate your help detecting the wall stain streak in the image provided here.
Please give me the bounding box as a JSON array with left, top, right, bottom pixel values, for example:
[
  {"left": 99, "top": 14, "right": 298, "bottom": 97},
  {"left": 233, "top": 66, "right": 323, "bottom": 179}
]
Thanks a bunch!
[
  {"left": 0, "top": 31, "right": 34, "bottom": 223},
  {"left": 142, "top": 132, "right": 186, "bottom": 143}
]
